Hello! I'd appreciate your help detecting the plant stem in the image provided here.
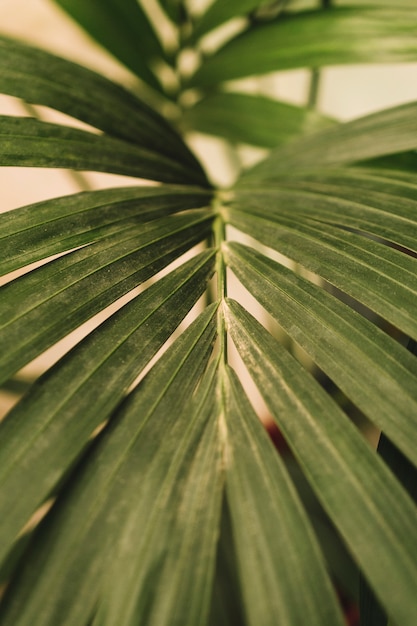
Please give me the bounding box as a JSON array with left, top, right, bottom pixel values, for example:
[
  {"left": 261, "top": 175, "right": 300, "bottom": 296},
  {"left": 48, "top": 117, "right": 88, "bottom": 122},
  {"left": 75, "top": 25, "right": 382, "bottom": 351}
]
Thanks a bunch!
[
  {"left": 307, "top": 69, "right": 321, "bottom": 109},
  {"left": 214, "top": 212, "right": 228, "bottom": 364},
  {"left": 308, "top": 0, "right": 332, "bottom": 110}
]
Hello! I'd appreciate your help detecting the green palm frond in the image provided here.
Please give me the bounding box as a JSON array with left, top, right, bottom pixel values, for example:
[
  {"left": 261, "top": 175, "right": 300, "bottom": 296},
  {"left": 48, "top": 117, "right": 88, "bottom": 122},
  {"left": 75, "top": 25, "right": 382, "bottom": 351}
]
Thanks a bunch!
[{"left": 1, "top": 2, "right": 417, "bottom": 625}]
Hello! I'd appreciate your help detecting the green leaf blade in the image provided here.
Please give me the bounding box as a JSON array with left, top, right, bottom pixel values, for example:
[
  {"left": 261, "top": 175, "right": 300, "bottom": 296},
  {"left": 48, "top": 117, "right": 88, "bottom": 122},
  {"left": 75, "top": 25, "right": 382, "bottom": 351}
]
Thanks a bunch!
[
  {"left": 0, "top": 185, "right": 212, "bottom": 276},
  {"left": 192, "top": 0, "right": 269, "bottom": 40},
  {"left": 53, "top": 0, "right": 165, "bottom": 90},
  {"left": 222, "top": 365, "right": 345, "bottom": 626},
  {"left": 0, "top": 249, "right": 215, "bottom": 562},
  {"left": 0, "top": 37, "right": 205, "bottom": 174},
  {"left": 102, "top": 395, "right": 223, "bottom": 626},
  {"left": 0, "top": 305, "right": 219, "bottom": 626},
  {"left": 0, "top": 116, "right": 206, "bottom": 185},
  {"left": 183, "top": 92, "right": 335, "bottom": 148},
  {"left": 226, "top": 201, "right": 417, "bottom": 341},
  {"left": 224, "top": 241, "right": 417, "bottom": 468},
  {"left": 225, "top": 299, "right": 417, "bottom": 626},
  {"left": 237, "top": 171, "right": 417, "bottom": 251},
  {"left": 208, "top": 500, "right": 248, "bottom": 626},
  {"left": 241, "top": 101, "right": 417, "bottom": 181},
  {"left": 190, "top": 7, "right": 417, "bottom": 87},
  {"left": 0, "top": 210, "right": 213, "bottom": 383}
]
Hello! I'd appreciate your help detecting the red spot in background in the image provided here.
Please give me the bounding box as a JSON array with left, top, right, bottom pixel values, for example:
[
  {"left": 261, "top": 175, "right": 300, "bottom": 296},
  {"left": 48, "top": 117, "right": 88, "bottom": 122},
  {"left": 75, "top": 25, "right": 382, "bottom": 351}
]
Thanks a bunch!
[
  {"left": 264, "top": 418, "right": 291, "bottom": 455},
  {"left": 339, "top": 589, "right": 360, "bottom": 626}
]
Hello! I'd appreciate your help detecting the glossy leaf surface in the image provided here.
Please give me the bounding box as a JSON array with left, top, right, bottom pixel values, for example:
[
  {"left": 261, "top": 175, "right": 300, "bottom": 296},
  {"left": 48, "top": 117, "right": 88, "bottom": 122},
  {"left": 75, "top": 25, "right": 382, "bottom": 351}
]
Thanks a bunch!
[
  {"left": 222, "top": 365, "right": 345, "bottom": 626},
  {"left": 2, "top": 4, "right": 417, "bottom": 625},
  {"left": 224, "top": 242, "right": 417, "bottom": 466},
  {"left": 0, "top": 37, "right": 203, "bottom": 170},
  {"left": 226, "top": 299, "right": 417, "bottom": 626},
  {"left": 226, "top": 192, "right": 417, "bottom": 339},
  {"left": 0, "top": 116, "right": 206, "bottom": 185},
  {"left": 242, "top": 101, "right": 417, "bottom": 180},
  {"left": 0, "top": 250, "right": 215, "bottom": 562},
  {"left": 190, "top": 7, "right": 417, "bottom": 87},
  {"left": 0, "top": 211, "right": 213, "bottom": 383},
  {"left": 0, "top": 306, "right": 219, "bottom": 626},
  {"left": 183, "top": 92, "right": 334, "bottom": 148},
  {"left": 0, "top": 185, "right": 212, "bottom": 275}
]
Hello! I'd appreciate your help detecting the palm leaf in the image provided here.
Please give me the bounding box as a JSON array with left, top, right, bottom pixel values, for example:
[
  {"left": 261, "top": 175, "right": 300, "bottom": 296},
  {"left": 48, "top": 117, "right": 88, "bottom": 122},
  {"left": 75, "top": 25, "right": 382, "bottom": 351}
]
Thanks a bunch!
[
  {"left": 225, "top": 299, "right": 417, "bottom": 626},
  {"left": 190, "top": 6, "right": 417, "bottom": 87},
  {"left": 95, "top": 360, "right": 223, "bottom": 626},
  {"left": 0, "top": 37, "right": 204, "bottom": 173},
  {"left": 236, "top": 169, "right": 417, "bottom": 249},
  {"left": 225, "top": 200, "right": 417, "bottom": 339},
  {"left": 191, "top": 0, "right": 271, "bottom": 40},
  {"left": 361, "top": 335, "right": 417, "bottom": 625},
  {"left": 241, "top": 101, "right": 417, "bottom": 180},
  {"left": 2, "top": 5, "right": 417, "bottom": 625},
  {"left": 0, "top": 306, "right": 219, "bottom": 626},
  {"left": 221, "top": 364, "right": 346, "bottom": 626},
  {"left": 208, "top": 500, "right": 248, "bottom": 626},
  {"left": 0, "top": 185, "right": 211, "bottom": 275},
  {"left": 0, "top": 116, "right": 204, "bottom": 185},
  {"left": 0, "top": 211, "right": 212, "bottom": 383},
  {"left": 224, "top": 242, "right": 417, "bottom": 465},
  {"left": 0, "top": 250, "right": 215, "bottom": 562},
  {"left": 53, "top": 0, "right": 166, "bottom": 91},
  {"left": 182, "top": 92, "right": 335, "bottom": 148}
]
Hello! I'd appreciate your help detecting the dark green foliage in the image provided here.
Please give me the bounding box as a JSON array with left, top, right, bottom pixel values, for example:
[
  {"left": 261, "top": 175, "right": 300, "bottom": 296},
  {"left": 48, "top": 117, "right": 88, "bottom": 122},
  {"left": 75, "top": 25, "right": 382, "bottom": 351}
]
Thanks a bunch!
[{"left": 1, "top": 2, "right": 417, "bottom": 625}]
